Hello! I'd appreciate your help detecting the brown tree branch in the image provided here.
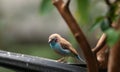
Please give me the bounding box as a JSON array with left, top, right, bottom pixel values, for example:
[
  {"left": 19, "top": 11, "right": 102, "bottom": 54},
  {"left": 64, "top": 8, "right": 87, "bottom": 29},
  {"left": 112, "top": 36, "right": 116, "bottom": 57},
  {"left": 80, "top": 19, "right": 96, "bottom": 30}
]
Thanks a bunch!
[
  {"left": 92, "top": 33, "right": 109, "bottom": 69},
  {"left": 108, "top": 39, "right": 120, "bottom": 72},
  {"left": 52, "top": 0, "right": 98, "bottom": 72},
  {"left": 92, "top": 33, "right": 107, "bottom": 54},
  {"left": 97, "top": 45, "right": 109, "bottom": 69}
]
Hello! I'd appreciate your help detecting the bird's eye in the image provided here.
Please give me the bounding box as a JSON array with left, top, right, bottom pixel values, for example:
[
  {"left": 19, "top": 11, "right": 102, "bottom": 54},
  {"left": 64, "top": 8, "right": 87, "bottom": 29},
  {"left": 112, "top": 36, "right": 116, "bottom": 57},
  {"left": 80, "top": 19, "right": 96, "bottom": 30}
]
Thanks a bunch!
[
  {"left": 52, "top": 38, "right": 56, "bottom": 41},
  {"left": 54, "top": 38, "right": 58, "bottom": 42}
]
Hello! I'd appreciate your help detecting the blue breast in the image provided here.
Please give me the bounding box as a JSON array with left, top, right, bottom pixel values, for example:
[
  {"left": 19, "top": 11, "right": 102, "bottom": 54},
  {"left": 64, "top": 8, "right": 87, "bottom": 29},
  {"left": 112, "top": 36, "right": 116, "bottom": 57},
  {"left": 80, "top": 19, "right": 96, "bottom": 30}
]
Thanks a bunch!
[{"left": 49, "top": 42, "right": 70, "bottom": 55}]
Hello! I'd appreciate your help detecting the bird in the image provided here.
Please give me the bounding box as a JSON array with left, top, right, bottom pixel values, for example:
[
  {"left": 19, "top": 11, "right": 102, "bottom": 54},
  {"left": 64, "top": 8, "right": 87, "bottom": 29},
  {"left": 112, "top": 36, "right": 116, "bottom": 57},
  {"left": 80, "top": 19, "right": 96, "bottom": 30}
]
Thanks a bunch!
[{"left": 48, "top": 33, "right": 85, "bottom": 63}]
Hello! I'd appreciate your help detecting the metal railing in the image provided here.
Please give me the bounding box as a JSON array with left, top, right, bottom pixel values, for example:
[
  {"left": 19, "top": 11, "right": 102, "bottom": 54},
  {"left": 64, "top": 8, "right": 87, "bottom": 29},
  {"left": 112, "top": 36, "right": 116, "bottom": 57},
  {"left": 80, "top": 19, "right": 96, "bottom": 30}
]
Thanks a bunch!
[{"left": 0, "top": 50, "right": 87, "bottom": 72}]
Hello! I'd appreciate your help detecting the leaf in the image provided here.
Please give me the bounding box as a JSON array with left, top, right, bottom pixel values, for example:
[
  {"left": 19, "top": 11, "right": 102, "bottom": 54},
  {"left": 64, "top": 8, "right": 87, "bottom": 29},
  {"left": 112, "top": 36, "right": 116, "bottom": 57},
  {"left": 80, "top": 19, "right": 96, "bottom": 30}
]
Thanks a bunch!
[
  {"left": 39, "top": 0, "right": 54, "bottom": 15},
  {"left": 76, "top": 0, "right": 89, "bottom": 24},
  {"left": 105, "top": 28, "right": 120, "bottom": 47},
  {"left": 100, "top": 18, "right": 110, "bottom": 32},
  {"left": 89, "top": 16, "right": 104, "bottom": 31}
]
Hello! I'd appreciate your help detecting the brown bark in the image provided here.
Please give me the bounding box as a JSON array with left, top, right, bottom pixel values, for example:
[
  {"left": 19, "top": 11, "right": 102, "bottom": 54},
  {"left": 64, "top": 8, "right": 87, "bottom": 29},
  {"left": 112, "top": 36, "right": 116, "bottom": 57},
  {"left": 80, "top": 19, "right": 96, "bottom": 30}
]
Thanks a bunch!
[
  {"left": 97, "top": 45, "right": 109, "bottom": 69},
  {"left": 52, "top": 0, "right": 98, "bottom": 72},
  {"left": 92, "top": 33, "right": 109, "bottom": 69},
  {"left": 108, "top": 40, "right": 120, "bottom": 72},
  {"left": 92, "top": 33, "right": 107, "bottom": 54}
]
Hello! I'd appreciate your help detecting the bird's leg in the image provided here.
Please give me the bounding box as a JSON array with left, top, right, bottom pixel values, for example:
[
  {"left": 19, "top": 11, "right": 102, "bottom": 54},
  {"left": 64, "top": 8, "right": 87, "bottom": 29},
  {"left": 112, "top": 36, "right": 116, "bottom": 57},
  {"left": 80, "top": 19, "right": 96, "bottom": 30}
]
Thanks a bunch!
[
  {"left": 57, "top": 57, "right": 69, "bottom": 63},
  {"left": 57, "top": 57, "right": 65, "bottom": 62},
  {"left": 62, "top": 57, "right": 68, "bottom": 63}
]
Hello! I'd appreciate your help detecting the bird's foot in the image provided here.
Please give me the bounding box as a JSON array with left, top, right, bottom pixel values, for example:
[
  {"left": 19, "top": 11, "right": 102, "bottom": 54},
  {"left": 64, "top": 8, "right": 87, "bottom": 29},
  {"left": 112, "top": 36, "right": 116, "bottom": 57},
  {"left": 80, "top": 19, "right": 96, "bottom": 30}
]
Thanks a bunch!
[
  {"left": 57, "top": 57, "right": 65, "bottom": 62},
  {"left": 57, "top": 57, "right": 68, "bottom": 63}
]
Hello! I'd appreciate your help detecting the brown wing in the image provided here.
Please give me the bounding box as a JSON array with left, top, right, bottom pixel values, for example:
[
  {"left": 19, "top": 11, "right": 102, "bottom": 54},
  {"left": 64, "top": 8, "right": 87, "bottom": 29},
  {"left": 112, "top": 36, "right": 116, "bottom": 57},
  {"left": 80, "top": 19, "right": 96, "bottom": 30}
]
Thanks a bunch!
[{"left": 60, "top": 38, "right": 78, "bottom": 55}]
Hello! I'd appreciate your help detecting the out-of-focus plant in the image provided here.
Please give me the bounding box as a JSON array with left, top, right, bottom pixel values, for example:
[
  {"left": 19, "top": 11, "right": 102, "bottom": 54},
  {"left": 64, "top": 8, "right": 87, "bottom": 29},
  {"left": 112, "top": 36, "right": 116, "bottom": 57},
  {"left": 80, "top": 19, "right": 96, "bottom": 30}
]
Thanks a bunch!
[
  {"left": 90, "top": 0, "right": 120, "bottom": 47},
  {"left": 76, "top": 0, "right": 89, "bottom": 24},
  {"left": 39, "top": 0, "right": 54, "bottom": 15}
]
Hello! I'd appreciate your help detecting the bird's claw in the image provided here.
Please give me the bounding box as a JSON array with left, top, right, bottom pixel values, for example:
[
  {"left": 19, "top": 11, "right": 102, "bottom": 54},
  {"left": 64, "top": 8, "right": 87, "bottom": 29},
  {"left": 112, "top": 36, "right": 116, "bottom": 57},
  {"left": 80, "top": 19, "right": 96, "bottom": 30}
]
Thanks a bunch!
[{"left": 57, "top": 57, "right": 65, "bottom": 62}]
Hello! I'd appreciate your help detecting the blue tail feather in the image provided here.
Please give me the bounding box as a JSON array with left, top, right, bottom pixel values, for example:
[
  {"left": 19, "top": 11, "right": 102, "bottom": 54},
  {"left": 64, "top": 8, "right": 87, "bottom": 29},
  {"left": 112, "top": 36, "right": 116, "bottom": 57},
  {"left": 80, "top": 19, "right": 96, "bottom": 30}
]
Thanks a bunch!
[{"left": 76, "top": 55, "right": 86, "bottom": 63}]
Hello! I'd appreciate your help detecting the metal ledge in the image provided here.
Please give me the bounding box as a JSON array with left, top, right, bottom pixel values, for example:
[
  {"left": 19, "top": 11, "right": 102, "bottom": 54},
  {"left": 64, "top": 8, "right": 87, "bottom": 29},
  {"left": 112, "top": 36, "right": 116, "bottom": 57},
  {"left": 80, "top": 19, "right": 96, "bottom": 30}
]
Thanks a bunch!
[{"left": 0, "top": 50, "right": 87, "bottom": 72}]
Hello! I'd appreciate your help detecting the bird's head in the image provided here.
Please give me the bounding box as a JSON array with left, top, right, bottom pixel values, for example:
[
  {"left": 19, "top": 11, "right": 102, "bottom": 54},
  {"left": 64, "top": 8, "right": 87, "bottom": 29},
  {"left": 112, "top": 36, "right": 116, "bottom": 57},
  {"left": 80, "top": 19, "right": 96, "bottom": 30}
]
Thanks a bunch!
[{"left": 48, "top": 33, "right": 61, "bottom": 44}]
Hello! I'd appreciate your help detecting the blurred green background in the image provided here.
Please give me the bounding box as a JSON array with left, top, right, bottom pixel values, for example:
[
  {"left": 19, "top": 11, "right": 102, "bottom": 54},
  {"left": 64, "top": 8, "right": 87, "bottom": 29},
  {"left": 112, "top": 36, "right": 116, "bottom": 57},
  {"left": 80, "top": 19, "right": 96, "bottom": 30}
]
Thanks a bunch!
[{"left": 0, "top": 0, "right": 108, "bottom": 72}]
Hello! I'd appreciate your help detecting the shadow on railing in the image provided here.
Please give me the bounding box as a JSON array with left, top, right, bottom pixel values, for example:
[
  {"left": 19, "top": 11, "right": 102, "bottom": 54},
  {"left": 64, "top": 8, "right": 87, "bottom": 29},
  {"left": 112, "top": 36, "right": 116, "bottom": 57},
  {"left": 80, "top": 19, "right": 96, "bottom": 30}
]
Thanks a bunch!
[{"left": 0, "top": 50, "right": 87, "bottom": 72}]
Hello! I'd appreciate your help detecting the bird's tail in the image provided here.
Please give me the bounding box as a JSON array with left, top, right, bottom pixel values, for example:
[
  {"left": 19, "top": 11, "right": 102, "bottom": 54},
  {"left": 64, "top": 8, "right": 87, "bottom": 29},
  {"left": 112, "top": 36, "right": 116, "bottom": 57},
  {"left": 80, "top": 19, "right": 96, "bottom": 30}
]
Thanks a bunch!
[{"left": 76, "top": 55, "right": 86, "bottom": 63}]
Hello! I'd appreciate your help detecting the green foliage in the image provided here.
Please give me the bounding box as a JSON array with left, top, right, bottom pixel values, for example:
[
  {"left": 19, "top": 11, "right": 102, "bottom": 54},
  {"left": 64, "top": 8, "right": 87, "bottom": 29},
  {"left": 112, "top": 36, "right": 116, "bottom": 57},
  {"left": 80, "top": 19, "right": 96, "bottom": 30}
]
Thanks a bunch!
[
  {"left": 105, "top": 28, "right": 120, "bottom": 47},
  {"left": 89, "top": 16, "right": 104, "bottom": 31},
  {"left": 90, "top": 16, "right": 111, "bottom": 32},
  {"left": 76, "top": 0, "right": 89, "bottom": 24},
  {"left": 100, "top": 18, "right": 110, "bottom": 32},
  {"left": 90, "top": 1, "right": 120, "bottom": 47},
  {"left": 90, "top": 16, "right": 120, "bottom": 47},
  {"left": 39, "top": 0, "right": 54, "bottom": 15}
]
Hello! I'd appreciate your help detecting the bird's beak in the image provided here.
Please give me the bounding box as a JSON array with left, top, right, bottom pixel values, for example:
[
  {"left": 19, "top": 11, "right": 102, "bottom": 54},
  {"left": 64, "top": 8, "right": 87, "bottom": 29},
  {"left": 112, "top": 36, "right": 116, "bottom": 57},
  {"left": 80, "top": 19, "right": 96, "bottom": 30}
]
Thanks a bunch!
[{"left": 48, "top": 39, "right": 52, "bottom": 43}]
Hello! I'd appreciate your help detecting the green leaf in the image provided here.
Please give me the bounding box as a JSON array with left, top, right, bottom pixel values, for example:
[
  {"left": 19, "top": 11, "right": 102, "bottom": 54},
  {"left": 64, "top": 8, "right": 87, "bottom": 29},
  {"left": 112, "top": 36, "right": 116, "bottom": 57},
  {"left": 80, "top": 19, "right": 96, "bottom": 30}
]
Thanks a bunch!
[
  {"left": 89, "top": 16, "right": 104, "bottom": 31},
  {"left": 100, "top": 18, "right": 110, "bottom": 32},
  {"left": 105, "top": 28, "right": 120, "bottom": 47},
  {"left": 39, "top": 0, "right": 54, "bottom": 15},
  {"left": 76, "top": 0, "right": 89, "bottom": 24}
]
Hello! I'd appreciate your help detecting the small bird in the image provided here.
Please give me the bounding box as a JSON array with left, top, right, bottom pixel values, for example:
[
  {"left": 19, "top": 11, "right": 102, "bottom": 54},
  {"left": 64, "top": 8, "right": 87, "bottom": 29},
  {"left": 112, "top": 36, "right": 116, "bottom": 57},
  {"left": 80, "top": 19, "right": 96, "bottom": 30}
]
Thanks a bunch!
[{"left": 48, "top": 33, "right": 85, "bottom": 63}]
